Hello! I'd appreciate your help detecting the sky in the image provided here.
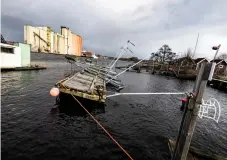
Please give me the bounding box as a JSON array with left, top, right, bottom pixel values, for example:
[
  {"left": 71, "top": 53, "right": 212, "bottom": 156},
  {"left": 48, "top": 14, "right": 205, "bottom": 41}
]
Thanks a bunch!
[{"left": 1, "top": 0, "right": 227, "bottom": 59}]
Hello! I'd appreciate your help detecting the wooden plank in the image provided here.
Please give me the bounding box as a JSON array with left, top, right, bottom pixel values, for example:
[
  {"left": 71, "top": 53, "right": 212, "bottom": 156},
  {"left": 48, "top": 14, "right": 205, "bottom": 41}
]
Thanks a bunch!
[
  {"left": 59, "top": 87, "right": 106, "bottom": 102},
  {"left": 62, "top": 72, "right": 96, "bottom": 92},
  {"left": 212, "top": 78, "right": 227, "bottom": 83},
  {"left": 89, "top": 69, "right": 99, "bottom": 93},
  {"left": 57, "top": 68, "right": 106, "bottom": 103}
]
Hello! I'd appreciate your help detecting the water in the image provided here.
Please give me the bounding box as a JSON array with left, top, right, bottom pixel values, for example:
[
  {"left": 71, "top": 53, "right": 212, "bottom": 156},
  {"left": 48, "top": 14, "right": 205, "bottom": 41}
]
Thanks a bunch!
[{"left": 1, "top": 53, "right": 227, "bottom": 160}]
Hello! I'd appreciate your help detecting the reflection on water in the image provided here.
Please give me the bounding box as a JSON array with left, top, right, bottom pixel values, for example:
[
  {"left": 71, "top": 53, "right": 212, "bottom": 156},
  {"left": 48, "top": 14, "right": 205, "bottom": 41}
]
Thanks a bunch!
[
  {"left": 56, "top": 93, "right": 105, "bottom": 116},
  {"left": 1, "top": 53, "right": 227, "bottom": 160}
]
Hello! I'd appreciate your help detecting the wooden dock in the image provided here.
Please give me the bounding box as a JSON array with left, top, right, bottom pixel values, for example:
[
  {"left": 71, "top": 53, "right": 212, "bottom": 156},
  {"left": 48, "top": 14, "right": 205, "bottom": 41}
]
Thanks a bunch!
[
  {"left": 56, "top": 68, "right": 106, "bottom": 103},
  {"left": 168, "top": 139, "right": 227, "bottom": 160},
  {"left": 207, "top": 78, "right": 227, "bottom": 92},
  {"left": 1, "top": 65, "right": 47, "bottom": 72}
]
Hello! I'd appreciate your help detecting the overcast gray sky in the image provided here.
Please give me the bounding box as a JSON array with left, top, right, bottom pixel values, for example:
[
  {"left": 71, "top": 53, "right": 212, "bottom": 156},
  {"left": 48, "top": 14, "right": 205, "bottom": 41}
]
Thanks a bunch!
[{"left": 1, "top": 0, "right": 227, "bottom": 59}]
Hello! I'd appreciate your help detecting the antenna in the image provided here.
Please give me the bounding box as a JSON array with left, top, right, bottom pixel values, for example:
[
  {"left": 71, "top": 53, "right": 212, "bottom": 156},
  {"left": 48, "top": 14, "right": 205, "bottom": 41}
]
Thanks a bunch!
[
  {"left": 128, "top": 40, "right": 135, "bottom": 46},
  {"left": 193, "top": 33, "right": 199, "bottom": 55},
  {"left": 108, "top": 40, "right": 135, "bottom": 71}
]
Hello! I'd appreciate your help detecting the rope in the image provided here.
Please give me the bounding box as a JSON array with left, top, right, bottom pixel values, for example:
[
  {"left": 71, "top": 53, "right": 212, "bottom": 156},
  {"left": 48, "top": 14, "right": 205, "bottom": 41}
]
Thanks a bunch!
[
  {"left": 60, "top": 84, "right": 133, "bottom": 160},
  {"left": 107, "top": 92, "right": 186, "bottom": 98},
  {"left": 70, "top": 95, "right": 134, "bottom": 160}
]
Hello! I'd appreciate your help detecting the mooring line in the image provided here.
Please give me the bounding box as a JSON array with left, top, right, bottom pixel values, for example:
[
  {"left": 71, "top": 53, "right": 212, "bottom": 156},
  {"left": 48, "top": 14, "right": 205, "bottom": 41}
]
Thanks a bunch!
[
  {"left": 70, "top": 94, "right": 134, "bottom": 160},
  {"left": 106, "top": 92, "right": 186, "bottom": 98},
  {"left": 60, "top": 83, "right": 133, "bottom": 159}
]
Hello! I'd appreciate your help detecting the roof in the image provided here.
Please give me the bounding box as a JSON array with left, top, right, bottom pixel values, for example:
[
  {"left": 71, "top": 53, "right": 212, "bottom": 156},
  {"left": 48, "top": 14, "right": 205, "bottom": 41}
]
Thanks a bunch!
[
  {"left": 1, "top": 34, "right": 7, "bottom": 43},
  {"left": 0, "top": 43, "right": 17, "bottom": 48},
  {"left": 177, "top": 57, "right": 195, "bottom": 63},
  {"left": 72, "top": 33, "right": 82, "bottom": 38},
  {"left": 168, "top": 57, "right": 195, "bottom": 65},
  {"left": 194, "top": 58, "right": 208, "bottom": 63},
  {"left": 210, "top": 59, "right": 227, "bottom": 65}
]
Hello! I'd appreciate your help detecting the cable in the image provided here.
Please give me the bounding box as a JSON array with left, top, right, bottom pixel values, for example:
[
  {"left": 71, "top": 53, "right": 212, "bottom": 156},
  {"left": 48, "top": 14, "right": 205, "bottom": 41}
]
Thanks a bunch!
[
  {"left": 71, "top": 95, "right": 134, "bottom": 160},
  {"left": 106, "top": 92, "right": 186, "bottom": 98},
  {"left": 60, "top": 83, "right": 133, "bottom": 160},
  {"left": 106, "top": 54, "right": 151, "bottom": 83}
]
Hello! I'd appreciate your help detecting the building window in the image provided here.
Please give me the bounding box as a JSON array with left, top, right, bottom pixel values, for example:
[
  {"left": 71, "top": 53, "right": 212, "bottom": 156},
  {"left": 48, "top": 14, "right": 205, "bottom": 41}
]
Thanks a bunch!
[
  {"left": 1, "top": 47, "right": 14, "bottom": 54},
  {"left": 219, "top": 65, "right": 223, "bottom": 69}
]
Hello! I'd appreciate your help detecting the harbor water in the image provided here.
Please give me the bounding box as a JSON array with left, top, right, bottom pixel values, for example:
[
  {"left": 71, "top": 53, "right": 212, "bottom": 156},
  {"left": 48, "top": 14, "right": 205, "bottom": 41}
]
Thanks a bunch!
[{"left": 1, "top": 53, "right": 227, "bottom": 160}]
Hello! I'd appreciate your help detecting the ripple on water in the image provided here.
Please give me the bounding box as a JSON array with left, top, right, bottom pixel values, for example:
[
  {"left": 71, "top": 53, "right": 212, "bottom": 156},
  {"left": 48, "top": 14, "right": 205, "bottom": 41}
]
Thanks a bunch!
[{"left": 1, "top": 57, "right": 227, "bottom": 159}]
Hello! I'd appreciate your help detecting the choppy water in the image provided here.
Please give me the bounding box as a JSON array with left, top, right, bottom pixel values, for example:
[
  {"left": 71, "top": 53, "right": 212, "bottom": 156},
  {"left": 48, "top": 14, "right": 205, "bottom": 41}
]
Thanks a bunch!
[{"left": 1, "top": 53, "right": 227, "bottom": 160}]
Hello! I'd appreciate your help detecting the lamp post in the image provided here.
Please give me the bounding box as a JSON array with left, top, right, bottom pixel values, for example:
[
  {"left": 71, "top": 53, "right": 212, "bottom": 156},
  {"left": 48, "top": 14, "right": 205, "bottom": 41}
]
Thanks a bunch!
[
  {"left": 208, "top": 44, "right": 221, "bottom": 81},
  {"left": 212, "top": 44, "right": 221, "bottom": 60}
]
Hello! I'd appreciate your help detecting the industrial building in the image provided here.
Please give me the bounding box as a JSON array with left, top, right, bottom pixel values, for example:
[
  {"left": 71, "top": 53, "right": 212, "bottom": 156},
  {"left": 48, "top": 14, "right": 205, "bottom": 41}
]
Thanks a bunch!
[{"left": 24, "top": 25, "right": 82, "bottom": 56}]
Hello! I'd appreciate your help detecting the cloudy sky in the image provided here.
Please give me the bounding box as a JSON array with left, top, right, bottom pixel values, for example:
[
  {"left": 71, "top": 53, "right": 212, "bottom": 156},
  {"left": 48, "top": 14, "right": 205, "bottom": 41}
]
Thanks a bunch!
[{"left": 1, "top": 0, "right": 227, "bottom": 59}]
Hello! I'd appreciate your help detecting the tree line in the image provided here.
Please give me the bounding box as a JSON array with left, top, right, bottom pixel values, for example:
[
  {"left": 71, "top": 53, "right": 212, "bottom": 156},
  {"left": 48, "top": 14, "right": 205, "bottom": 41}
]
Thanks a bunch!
[{"left": 109, "top": 44, "right": 227, "bottom": 62}]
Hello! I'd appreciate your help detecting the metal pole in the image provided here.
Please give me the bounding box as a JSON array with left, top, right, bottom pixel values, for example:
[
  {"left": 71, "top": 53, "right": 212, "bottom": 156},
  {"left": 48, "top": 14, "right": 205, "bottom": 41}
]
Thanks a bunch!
[
  {"left": 106, "top": 54, "right": 151, "bottom": 83},
  {"left": 172, "top": 62, "right": 212, "bottom": 160},
  {"left": 193, "top": 33, "right": 199, "bottom": 55},
  {"left": 109, "top": 44, "right": 128, "bottom": 70},
  {"left": 209, "top": 44, "right": 221, "bottom": 81},
  {"left": 108, "top": 40, "right": 134, "bottom": 71},
  {"left": 213, "top": 45, "right": 221, "bottom": 60},
  {"left": 108, "top": 43, "right": 127, "bottom": 68}
]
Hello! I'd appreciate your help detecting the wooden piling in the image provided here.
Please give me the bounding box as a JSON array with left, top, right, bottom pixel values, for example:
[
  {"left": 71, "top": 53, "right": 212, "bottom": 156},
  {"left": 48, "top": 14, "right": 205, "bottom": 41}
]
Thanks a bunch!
[{"left": 172, "top": 62, "right": 212, "bottom": 160}]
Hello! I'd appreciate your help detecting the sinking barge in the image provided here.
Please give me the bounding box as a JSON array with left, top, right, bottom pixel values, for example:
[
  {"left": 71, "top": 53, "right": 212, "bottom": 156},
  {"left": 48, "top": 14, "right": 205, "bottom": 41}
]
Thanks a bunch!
[
  {"left": 56, "top": 68, "right": 107, "bottom": 105},
  {"left": 54, "top": 66, "right": 124, "bottom": 106},
  {"left": 51, "top": 55, "right": 124, "bottom": 110}
]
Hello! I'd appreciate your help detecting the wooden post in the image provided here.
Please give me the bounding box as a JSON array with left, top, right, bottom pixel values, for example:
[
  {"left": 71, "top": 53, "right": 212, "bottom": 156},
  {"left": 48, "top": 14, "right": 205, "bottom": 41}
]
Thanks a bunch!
[{"left": 172, "top": 62, "right": 212, "bottom": 160}]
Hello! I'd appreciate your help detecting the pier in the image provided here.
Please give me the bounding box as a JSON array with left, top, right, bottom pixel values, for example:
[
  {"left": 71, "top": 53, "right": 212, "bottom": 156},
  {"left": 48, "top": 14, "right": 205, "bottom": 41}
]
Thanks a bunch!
[
  {"left": 1, "top": 65, "right": 47, "bottom": 72},
  {"left": 207, "top": 78, "right": 227, "bottom": 92},
  {"left": 116, "top": 61, "right": 227, "bottom": 92}
]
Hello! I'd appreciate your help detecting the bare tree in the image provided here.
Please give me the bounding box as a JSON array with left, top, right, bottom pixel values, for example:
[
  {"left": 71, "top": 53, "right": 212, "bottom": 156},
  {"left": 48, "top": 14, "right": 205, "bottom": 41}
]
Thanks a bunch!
[
  {"left": 217, "top": 53, "right": 227, "bottom": 60},
  {"left": 182, "top": 48, "right": 195, "bottom": 58},
  {"left": 150, "top": 44, "right": 176, "bottom": 63}
]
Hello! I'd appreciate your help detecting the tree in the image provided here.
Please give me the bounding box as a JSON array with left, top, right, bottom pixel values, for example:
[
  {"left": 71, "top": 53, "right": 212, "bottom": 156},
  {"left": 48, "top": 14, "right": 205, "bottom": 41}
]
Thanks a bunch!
[
  {"left": 217, "top": 53, "right": 227, "bottom": 60},
  {"left": 183, "top": 48, "right": 195, "bottom": 58},
  {"left": 150, "top": 44, "right": 176, "bottom": 63}
]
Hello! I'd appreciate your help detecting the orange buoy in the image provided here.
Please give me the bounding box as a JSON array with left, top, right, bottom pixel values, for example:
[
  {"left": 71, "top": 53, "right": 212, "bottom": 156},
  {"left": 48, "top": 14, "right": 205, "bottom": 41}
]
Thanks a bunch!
[{"left": 50, "top": 87, "right": 60, "bottom": 97}]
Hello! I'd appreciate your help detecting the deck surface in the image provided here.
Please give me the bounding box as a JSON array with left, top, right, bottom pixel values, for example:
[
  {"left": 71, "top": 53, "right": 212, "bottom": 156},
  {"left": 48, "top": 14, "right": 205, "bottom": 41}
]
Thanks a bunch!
[
  {"left": 57, "top": 68, "right": 106, "bottom": 102},
  {"left": 62, "top": 72, "right": 104, "bottom": 93}
]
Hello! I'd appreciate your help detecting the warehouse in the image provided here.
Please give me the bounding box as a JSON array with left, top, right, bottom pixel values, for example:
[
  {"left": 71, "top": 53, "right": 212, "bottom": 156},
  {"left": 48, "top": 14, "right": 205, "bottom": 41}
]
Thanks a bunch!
[{"left": 24, "top": 25, "right": 82, "bottom": 56}]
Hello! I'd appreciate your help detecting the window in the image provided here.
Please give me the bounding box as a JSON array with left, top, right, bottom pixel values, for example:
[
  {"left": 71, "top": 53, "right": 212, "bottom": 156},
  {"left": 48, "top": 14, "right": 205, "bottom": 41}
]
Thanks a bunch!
[
  {"left": 219, "top": 65, "right": 223, "bottom": 69},
  {"left": 1, "top": 47, "right": 14, "bottom": 54}
]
